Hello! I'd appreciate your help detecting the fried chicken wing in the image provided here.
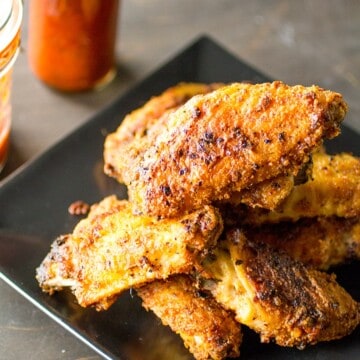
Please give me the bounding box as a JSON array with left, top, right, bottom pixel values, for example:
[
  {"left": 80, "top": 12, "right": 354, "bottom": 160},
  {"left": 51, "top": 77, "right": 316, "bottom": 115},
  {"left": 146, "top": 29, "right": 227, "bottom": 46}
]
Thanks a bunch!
[
  {"left": 104, "top": 82, "right": 223, "bottom": 184},
  {"left": 243, "top": 217, "right": 360, "bottom": 270},
  {"left": 122, "top": 81, "right": 346, "bottom": 217},
  {"left": 199, "top": 228, "right": 359, "bottom": 348},
  {"left": 36, "top": 196, "right": 223, "bottom": 310},
  {"left": 220, "top": 200, "right": 360, "bottom": 270},
  {"left": 137, "top": 275, "right": 242, "bottom": 360},
  {"left": 241, "top": 151, "right": 360, "bottom": 224},
  {"left": 224, "top": 174, "right": 296, "bottom": 210}
]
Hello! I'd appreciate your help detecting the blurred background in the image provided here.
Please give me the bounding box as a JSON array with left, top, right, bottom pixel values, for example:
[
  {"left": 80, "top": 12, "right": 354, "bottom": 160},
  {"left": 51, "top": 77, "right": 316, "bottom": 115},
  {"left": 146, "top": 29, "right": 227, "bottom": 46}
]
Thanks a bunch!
[{"left": 1, "top": 0, "right": 359, "bottom": 359}]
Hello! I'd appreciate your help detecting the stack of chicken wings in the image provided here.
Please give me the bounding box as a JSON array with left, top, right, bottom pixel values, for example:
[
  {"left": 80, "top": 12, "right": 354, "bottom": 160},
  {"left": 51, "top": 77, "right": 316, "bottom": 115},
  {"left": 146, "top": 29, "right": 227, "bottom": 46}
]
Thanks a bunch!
[{"left": 37, "top": 81, "right": 360, "bottom": 360}]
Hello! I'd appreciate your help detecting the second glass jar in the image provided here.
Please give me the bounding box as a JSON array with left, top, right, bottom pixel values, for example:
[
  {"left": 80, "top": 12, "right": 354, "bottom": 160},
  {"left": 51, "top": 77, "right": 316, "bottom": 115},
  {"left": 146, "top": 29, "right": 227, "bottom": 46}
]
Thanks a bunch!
[{"left": 28, "top": 0, "right": 119, "bottom": 92}]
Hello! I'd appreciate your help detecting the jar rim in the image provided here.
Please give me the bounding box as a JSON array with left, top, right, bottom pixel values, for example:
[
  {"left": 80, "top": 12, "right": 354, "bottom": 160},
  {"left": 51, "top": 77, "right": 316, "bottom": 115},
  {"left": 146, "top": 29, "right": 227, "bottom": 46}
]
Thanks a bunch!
[
  {"left": 0, "top": 0, "right": 12, "bottom": 30},
  {"left": 0, "top": 0, "right": 22, "bottom": 52}
]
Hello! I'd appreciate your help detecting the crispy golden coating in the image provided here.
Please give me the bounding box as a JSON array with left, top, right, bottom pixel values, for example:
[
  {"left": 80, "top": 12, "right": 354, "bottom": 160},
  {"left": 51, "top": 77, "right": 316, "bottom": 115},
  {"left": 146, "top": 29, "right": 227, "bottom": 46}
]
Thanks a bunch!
[
  {"left": 199, "top": 229, "right": 359, "bottom": 348},
  {"left": 36, "top": 196, "right": 223, "bottom": 310},
  {"left": 104, "top": 82, "right": 223, "bottom": 184},
  {"left": 123, "top": 81, "right": 346, "bottom": 217},
  {"left": 224, "top": 174, "right": 296, "bottom": 210},
  {"left": 241, "top": 151, "right": 360, "bottom": 224},
  {"left": 225, "top": 153, "right": 313, "bottom": 209},
  {"left": 243, "top": 217, "right": 360, "bottom": 270},
  {"left": 137, "top": 275, "right": 242, "bottom": 360}
]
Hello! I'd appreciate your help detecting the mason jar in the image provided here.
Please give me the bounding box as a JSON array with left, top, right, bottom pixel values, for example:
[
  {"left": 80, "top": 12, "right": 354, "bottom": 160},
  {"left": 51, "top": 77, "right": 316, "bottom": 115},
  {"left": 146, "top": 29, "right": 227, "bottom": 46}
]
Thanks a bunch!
[
  {"left": 28, "top": 0, "right": 119, "bottom": 92},
  {"left": 0, "top": 0, "right": 22, "bottom": 173}
]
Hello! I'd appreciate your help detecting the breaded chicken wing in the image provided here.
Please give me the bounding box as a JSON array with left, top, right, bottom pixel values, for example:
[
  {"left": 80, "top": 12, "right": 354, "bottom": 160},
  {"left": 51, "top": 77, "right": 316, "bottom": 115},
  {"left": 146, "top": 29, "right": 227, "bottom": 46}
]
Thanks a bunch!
[
  {"left": 104, "top": 82, "right": 223, "bottom": 184},
  {"left": 36, "top": 196, "right": 223, "bottom": 310},
  {"left": 219, "top": 200, "right": 360, "bottom": 271},
  {"left": 224, "top": 174, "right": 297, "bottom": 211},
  {"left": 137, "top": 275, "right": 242, "bottom": 360},
  {"left": 241, "top": 151, "right": 360, "bottom": 224},
  {"left": 199, "top": 228, "right": 359, "bottom": 348},
  {"left": 123, "top": 81, "right": 347, "bottom": 217},
  {"left": 242, "top": 217, "right": 360, "bottom": 270},
  {"left": 244, "top": 217, "right": 360, "bottom": 270}
]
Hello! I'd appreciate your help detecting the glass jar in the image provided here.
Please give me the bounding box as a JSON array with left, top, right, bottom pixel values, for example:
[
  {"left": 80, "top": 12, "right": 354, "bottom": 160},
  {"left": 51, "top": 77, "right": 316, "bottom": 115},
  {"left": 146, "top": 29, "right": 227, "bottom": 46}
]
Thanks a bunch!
[
  {"left": 0, "top": 0, "right": 22, "bottom": 173},
  {"left": 28, "top": 0, "right": 119, "bottom": 92}
]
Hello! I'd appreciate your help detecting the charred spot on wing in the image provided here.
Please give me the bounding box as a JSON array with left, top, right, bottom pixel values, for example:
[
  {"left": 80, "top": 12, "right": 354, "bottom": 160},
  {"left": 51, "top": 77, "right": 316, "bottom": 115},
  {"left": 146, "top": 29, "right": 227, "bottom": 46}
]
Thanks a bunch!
[
  {"left": 204, "top": 131, "right": 215, "bottom": 143},
  {"left": 278, "top": 132, "right": 286, "bottom": 142},
  {"left": 160, "top": 184, "right": 172, "bottom": 196},
  {"left": 192, "top": 106, "right": 202, "bottom": 118},
  {"left": 256, "top": 94, "right": 273, "bottom": 112},
  {"left": 294, "top": 156, "right": 313, "bottom": 185}
]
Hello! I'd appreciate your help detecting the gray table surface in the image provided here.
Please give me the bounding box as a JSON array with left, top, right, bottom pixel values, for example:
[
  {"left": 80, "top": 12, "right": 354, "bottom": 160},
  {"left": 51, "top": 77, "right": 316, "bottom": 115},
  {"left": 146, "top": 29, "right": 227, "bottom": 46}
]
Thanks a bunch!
[{"left": 1, "top": 1, "right": 359, "bottom": 359}]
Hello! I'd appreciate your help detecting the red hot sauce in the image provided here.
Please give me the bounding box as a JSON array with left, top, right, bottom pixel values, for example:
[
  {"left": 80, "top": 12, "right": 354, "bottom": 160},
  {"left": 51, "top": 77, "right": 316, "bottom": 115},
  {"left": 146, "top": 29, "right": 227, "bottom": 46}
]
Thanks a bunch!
[{"left": 28, "top": 0, "right": 119, "bottom": 92}]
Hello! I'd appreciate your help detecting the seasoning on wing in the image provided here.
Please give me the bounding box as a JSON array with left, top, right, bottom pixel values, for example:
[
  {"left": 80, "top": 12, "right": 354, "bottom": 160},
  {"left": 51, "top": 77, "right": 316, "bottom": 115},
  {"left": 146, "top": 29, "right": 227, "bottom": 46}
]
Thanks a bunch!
[
  {"left": 199, "top": 228, "right": 359, "bottom": 348},
  {"left": 240, "top": 151, "right": 360, "bottom": 224},
  {"left": 123, "top": 81, "right": 347, "bottom": 217},
  {"left": 137, "top": 275, "right": 242, "bottom": 360},
  {"left": 36, "top": 196, "right": 223, "bottom": 310},
  {"left": 104, "top": 82, "right": 224, "bottom": 184},
  {"left": 242, "top": 216, "right": 360, "bottom": 270}
]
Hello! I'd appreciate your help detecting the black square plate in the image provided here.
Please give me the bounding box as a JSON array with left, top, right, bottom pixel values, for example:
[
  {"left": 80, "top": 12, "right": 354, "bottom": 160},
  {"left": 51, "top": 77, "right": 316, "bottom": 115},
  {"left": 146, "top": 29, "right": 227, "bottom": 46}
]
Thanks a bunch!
[{"left": 1, "top": 36, "right": 359, "bottom": 359}]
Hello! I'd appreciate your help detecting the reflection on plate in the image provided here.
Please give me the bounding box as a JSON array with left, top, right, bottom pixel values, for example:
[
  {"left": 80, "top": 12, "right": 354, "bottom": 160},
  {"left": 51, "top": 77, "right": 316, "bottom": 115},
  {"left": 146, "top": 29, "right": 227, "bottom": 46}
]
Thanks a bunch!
[{"left": 0, "top": 36, "right": 359, "bottom": 359}]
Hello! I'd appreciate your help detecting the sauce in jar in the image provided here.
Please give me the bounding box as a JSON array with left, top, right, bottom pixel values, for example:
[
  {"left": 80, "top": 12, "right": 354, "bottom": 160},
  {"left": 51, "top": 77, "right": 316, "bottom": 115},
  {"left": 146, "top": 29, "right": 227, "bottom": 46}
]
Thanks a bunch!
[
  {"left": 0, "top": 0, "right": 22, "bottom": 173},
  {"left": 0, "top": 71, "right": 13, "bottom": 171},
  {"left": 28, "top": 0, "right": 119, "bottom": 92}
]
